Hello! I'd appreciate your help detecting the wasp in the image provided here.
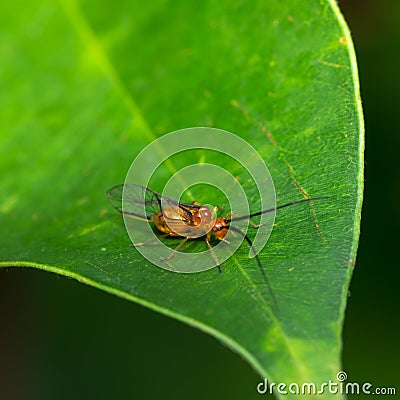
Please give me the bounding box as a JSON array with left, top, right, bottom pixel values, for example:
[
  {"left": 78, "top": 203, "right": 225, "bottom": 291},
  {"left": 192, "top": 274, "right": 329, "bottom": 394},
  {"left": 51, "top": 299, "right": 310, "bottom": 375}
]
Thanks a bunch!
[{"left": 106, "top": 184, "right": 328, "bottom": 307}]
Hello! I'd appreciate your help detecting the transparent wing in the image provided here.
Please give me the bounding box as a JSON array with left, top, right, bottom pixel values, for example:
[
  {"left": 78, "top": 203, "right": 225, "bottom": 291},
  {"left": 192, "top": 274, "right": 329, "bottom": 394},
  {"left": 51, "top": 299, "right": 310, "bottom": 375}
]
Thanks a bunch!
[{"left": 106, "top": 184, "right": 200, "bottom": 222}]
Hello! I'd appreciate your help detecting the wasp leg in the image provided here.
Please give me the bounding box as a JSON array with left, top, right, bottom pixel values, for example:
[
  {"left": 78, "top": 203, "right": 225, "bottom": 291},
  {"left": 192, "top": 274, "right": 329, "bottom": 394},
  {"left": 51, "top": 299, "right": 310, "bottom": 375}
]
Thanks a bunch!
[
  {"left": 131, "top": 233, "right": 170, "bottom": 247},
  {"left": 205, "top": 236, "right": 222, "bottom": 273},
  {"left": 225, "top": 212, "right": 240, "bottom": 220},
  {"left": 211, "top": 206, "right": 219, "bottom": 219},
  {"left": 219, "top": 237, "right": 231, "bottom": 244},
  {"left": 217, "top": 203, "right": 225, "bottom": 214},
  {"left": 160, "top": 237, "right": 189, "bottom": 262}
]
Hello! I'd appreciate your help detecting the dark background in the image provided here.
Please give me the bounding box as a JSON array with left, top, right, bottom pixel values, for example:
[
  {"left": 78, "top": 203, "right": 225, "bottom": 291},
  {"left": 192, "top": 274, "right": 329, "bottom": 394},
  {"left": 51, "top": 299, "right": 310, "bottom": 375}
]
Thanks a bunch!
[
  {"left": 340, "top": 0, "right": 399, "bottom": 393},
  {"left": 1, "top": 1, "right": 398, "bottom": 399}
]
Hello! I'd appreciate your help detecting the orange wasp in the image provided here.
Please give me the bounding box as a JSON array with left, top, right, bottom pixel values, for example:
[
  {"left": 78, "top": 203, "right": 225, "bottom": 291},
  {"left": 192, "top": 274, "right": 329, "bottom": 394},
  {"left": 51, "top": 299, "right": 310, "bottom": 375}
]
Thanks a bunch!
[{"left": 107, "top": 184, "right": 328, "bottom": 307}]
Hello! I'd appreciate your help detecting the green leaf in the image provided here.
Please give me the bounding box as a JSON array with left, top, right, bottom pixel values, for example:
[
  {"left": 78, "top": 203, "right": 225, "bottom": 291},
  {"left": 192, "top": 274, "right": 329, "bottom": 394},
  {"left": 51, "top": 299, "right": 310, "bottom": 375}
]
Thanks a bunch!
[{"left": 0, "top": 0, "right": 363, "bottom": 398}]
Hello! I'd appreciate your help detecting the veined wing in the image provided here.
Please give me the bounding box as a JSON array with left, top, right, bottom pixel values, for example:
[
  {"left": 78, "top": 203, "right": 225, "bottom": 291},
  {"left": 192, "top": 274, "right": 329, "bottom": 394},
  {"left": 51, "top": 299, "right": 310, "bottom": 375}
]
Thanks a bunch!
[{"left": 106, "top": 184, "right": 201, "bottom": 223}]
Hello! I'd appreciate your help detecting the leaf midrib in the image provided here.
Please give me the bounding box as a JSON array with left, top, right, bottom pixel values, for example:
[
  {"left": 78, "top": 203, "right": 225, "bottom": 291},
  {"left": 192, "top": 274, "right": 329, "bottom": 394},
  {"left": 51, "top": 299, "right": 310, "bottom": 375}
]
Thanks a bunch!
[{"left": 59, "top": 0, "right": 184, "bottom": 186}]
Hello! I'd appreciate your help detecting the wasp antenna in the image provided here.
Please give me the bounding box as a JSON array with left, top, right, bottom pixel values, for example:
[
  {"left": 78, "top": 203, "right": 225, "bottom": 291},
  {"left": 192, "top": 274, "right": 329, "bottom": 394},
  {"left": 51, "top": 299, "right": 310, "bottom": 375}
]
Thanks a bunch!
[
  {"left": 228, "top": 226, "right": 279, "bottom": 312},
  {"left": 227, "top": 196, "right": 330, "bottom": 223}
]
